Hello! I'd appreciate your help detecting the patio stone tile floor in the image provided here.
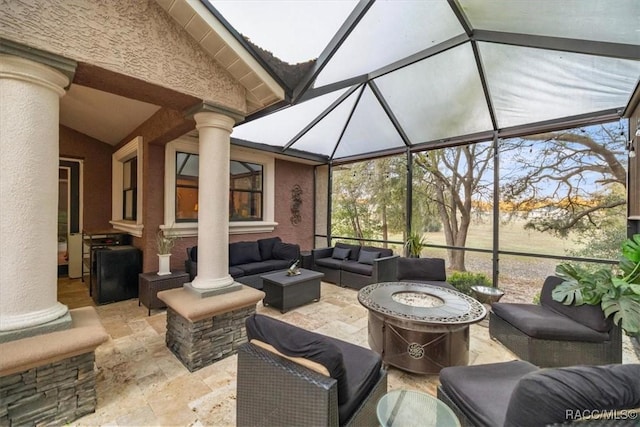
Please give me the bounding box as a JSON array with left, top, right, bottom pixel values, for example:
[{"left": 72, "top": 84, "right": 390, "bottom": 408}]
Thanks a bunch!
[{"left": 57, "top": 278, "right": 638, "bottom": 426}]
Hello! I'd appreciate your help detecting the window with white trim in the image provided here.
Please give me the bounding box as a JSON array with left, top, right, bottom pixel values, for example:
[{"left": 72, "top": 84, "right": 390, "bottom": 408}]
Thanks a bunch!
[
  {"left": 164, "top": 137, "right": 276, "bottom": 236},
  {"left": 111, "top": 136, "right": 144, "bottom": 237}
]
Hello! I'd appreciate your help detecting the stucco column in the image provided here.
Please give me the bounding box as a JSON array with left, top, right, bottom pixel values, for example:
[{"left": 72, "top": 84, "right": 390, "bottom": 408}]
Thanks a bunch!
[
  {"left": 0, "top": 55, "right": 69, "bottom": 332},
  {"left": 191, "top": 111, "right": 236, "bottom": 290}
]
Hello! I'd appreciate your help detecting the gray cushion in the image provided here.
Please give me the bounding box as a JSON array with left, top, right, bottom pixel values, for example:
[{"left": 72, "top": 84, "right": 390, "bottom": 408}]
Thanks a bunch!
[
  {"left": 505, "top": 364, "right": 640, "bottom": 427},
  {"left": 492, "top": 303, "right": 610, "bottom": 342},
  {"left": 440, "top": 360, "right": 539, "bottom": 427},
  {"left": 237, "top": 260, "right": 288, "bottom": 276},
  {"left": 341, "top": 260, "right": 372, "bottom": 276},
  {"left": 357, "top": 250, "right": 380, "bottom": 265},
  {"left": 361, "top": 245, "right": 393, "bottom": 258},
  {"left": 315, "top": 257, "right": 345, "bottom": 269},
  {"left": 335, "top": 243, "right": 360, "bottom": 261},
  {"left": 246, "top": 314, "right": 348, "bottom": 405},
  {"left": 229, "top": 266, "right": 244, "bottom": 278},
  {"left": 229, "top": 242, "right": 262, "bottom": 266},
  {"left": 272, "top": 242, "right": 300, "bottom": 261},
  {"left": 397, "top": 257, "right": 446, "bottom": 281},
  {"left": 332, "top": 247, "right": 351, "bottom": 260},
  {"left": 540, "top": 276, "right": 612, "bottom": 333},
  {"left": 257, "top": 236, "right": 282, "bottom": 260}
]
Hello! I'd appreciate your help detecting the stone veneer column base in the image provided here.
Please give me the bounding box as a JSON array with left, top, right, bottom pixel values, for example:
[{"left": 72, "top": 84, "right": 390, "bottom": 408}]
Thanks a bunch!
[
  {"left": 165, "top": 306, "right": 255, "bottom": 372},
  {"left": 158, "top": 285, "right": 265, "bottom": 372},
  {"left": 0, "top": 307, "right": 108, "bottom": 426},
  {"left": 0, "top": 352, "right": 97, "bottom": 425}
]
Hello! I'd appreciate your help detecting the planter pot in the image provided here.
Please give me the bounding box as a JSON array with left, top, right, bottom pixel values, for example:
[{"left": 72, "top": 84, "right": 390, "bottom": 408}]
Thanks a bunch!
[{"left": 158, "top": 254, "right": 171, "bottom": 276}]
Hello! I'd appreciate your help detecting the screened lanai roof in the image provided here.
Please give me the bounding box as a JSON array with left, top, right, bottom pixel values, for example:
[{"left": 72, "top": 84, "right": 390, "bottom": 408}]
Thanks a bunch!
[{"left": 210, "top": 0, "right": 640, "bottom": 163}]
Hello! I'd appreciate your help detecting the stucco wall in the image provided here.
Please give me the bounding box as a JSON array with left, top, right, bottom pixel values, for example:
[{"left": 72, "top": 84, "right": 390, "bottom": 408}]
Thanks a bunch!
[
  {"left": 59, "top": 126, "right": 112, "bottom": 232},
  {"left": 229, "top": 159, "right": 315, "bottom": 251},
  {"left": 0, "top": 0, "right": 245, "bottom": 113}
]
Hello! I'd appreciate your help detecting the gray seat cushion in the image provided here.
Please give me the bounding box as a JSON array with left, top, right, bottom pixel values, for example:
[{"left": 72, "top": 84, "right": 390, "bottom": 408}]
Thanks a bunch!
[
  {"left": 238, "top": 260, "right": 290, "bottom": 276},
  {"left": 315, "top": 257, "right": 345, "bottom": 269},
  {"left": 440, "top": 360, "right": 538, "bottom": 427},
  {"left": 341, "top": 260, "right": 373, "bottom": 276},
  {"left": 492, "top": 303, "right": 610, "bottom": 342},
  {"left": 229, "top": 266, "right": 244, "bottom": 278},
  {"left": 505, "top": 364, "right": 640, "bottom": 427}
]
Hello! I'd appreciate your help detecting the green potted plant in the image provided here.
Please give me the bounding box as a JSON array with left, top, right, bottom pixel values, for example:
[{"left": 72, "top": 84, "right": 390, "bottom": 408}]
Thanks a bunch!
[
  {"left": 156, "top": 226, "right": 179, "bottom": 276},
  {"left": 553, "top": 234, "right": 640, "bottom": 336},
  {"left": 405, "top": 231, "right": 427, "bottom": 258}
]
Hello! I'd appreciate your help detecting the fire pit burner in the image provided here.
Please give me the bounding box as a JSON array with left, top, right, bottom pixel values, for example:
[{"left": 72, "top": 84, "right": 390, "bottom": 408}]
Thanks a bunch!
[{"left": 392, "top": 291, "right": 444, "bottom": 308}]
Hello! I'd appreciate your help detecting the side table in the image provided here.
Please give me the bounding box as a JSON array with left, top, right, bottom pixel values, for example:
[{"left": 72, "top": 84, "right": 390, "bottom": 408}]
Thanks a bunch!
[
  {"left": 377, "top": 389, "right": 460, "bottom": 427},
  {"left": 139, "top": 271, "right": 189, "bottom": 316}
]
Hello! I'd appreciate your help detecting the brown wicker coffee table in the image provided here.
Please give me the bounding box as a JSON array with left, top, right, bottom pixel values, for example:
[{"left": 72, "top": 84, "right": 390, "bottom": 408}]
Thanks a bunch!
[
  {"left": 261, "top": 268, "right": 324, "bottom": 313},
  {"left": 358, "top": 282, "right": 486, "bottom": 374}
]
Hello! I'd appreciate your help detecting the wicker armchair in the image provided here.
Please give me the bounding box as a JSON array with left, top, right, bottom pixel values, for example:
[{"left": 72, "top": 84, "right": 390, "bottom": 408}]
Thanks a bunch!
[
  {"left": 489, "top": 276, "right": 622, "bottom": 367},
  {"left": 236, "top": 315, "right": 387, "bottom": 427}
]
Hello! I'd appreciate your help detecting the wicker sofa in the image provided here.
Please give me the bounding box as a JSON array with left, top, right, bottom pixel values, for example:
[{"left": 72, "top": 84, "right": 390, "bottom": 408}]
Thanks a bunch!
[
  {"left": 311, "top": 242, "right": 398, "bottom": 290},
  {"left": 185, "top": 237, "right": 300, "bottom": 290},
  {"left": 489, "top": 276, "right": 622, "bottom": 367},
  {"left": 236, "top": 314, "right": 387, "bottom": 427},
  {"left": 437, "top": 360, "right": 640, "bottom": 427}
]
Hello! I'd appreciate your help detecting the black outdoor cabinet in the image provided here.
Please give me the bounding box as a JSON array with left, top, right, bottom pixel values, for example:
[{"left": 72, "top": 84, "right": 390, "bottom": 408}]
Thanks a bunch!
[{"left": 92, "top": 245, "right": 142, "bottom": 304}]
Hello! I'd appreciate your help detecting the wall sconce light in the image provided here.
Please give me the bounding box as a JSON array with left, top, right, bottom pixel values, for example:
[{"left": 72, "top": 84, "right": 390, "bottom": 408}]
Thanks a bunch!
[{"left": 629, "top": 140, "right": 637, "bottom": 158}]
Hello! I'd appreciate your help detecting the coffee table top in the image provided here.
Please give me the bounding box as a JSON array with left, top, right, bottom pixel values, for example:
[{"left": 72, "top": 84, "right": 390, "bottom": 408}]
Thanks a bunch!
[
  {"left": 358, "top": 282, "right": 486, "bottom": 325},
  {"left": 377, "top": 389, "right": 461, "bottom": 427},
  {"left": 261, "top": 268, "right": 324, "bottom": 286}
]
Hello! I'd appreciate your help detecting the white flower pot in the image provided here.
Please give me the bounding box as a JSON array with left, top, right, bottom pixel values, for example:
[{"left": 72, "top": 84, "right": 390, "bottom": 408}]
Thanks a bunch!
[{"left": 158, "top": 253, "right": 172, "bottom": 276}]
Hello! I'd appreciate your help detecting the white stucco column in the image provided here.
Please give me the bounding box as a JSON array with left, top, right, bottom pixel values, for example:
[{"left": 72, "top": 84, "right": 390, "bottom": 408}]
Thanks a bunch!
[
  {"left": 0, "top": 55, "right": 69, "bottom": 332},
  {"left": 191, "top": 111, "right": 236, "bottom": 290}
]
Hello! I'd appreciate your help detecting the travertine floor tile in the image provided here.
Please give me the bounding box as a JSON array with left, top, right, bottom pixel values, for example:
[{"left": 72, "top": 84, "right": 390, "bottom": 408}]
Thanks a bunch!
[{"left": 58, "top": 278, "right": 638, "bottom": 427}]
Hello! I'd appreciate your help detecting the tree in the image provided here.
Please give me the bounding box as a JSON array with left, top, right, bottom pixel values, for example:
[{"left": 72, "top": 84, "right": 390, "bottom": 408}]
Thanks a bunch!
[
  {"left": 331, "top": 156, "right": 407, "bottom": 246},
  {"left": 501, "top": 123, "right": 627, "bottom": 249},
  {"left": 413, "top": 142, "right": 494, "bottom": 271}
]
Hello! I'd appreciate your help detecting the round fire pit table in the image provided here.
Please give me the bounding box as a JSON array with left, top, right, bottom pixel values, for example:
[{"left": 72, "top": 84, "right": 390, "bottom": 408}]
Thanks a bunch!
[{"left": 358, "top": 282, "right": 486, "bottom": 374}]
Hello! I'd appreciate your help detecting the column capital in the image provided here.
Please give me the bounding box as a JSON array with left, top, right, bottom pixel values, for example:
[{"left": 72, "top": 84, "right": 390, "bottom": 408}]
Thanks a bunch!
[
  {"left": 0, "top": 38, "right": 76, "bottom": 85},
  {"left": 186, "top": 101, "right": 245, "bottom": 124},
  {"left": 194, "top": 111, "right": 237, "bottom": 134},
  {"left": 0, "top": 54, "right": 69, "bottom": 96}
]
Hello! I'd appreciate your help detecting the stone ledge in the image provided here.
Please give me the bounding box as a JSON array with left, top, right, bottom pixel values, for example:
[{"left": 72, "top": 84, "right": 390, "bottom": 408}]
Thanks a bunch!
[
  {"left": 158, "top": 285, "right": 265, "bottom": 322},
  {"left": 0, "top": 307, "right": 109, "bottom": 377}
]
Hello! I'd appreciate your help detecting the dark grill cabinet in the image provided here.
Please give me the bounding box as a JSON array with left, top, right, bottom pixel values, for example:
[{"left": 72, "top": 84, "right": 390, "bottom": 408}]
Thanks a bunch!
[{"left": 92, "top": 246, "right": 142, "bottom": 304}]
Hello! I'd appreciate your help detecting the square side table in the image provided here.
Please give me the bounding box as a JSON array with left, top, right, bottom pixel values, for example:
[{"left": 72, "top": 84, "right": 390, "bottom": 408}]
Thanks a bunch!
[
  {"left": 139, "top": 271, "right": 190, "bottom": 316},
  {"left": 261, "top": 268, "right": 324, "bottom": 313}
]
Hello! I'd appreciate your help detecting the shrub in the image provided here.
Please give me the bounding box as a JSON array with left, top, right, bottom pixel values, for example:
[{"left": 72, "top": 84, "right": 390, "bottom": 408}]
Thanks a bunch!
[{"left": 448, "top": 271, "right": 491, "bottom": 296}]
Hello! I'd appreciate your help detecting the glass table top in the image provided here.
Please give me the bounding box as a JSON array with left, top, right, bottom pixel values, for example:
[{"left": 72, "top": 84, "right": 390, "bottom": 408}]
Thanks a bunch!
[{"left": 377, "top": 389, "right": 461, "bottom": 427}]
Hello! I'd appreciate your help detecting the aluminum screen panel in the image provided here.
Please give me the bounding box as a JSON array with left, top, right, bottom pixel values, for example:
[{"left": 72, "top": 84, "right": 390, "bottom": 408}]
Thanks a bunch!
[
  {"left": 375, "top": 43, "right": 493, "bottom": 144},
  {"left": 314, "top": 0, "right": 464, "bottom": 88},
  {"left": 461, "top": 0, "right": 640, "bottom": 45},
  {"left": 481, "top": 42, "right": 640, "bottom": 129}
]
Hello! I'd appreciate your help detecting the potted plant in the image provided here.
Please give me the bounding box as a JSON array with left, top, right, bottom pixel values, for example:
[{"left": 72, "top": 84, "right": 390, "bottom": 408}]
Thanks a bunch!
[
  {"left": 553, "top": 234, "right": 640, "bottom": 336},
  {"left": 405, "top": 231, "right": 427, "bottom": 258},
  {"left": 156, "top": 226, "right": 179, "bottom": 276}
]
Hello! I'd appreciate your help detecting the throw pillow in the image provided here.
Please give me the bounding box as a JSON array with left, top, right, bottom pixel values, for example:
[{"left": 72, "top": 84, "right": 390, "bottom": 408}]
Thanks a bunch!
[
  {"left": 332, "top": 247, "right": 351, "bottom": 260},
  {"left": 358, "top": 250, "right": 381, "bottom": 265},
  {"left": 272, "top": 242, "right": 300, "bottom": 261},
  {"left": 258, "top": 236, "right": 282, "bottom": 260}
]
